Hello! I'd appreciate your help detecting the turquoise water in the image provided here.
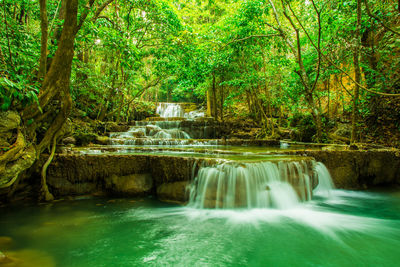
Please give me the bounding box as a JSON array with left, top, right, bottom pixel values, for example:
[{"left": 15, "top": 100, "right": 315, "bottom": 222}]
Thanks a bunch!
[{"left": 1, "top": 191, "right": 400, "bottom": 267}]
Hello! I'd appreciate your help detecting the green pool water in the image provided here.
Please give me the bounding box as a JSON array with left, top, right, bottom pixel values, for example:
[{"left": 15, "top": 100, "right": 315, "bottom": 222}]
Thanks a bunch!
[{"left": 1, "top": 191, "right": 400, "bottom": 267}]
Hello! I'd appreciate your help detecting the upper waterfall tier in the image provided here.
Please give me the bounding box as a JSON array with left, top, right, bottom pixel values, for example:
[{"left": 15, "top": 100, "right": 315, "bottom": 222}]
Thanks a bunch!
[
  {"left": 157, "top": 103, "right": 185, "bottom": 118},
  {"left": 109, "top": 123, "right": 193, "bottom": 145},
  {"left": 156, "top": 102, "right": 205, "bottom": 119}
]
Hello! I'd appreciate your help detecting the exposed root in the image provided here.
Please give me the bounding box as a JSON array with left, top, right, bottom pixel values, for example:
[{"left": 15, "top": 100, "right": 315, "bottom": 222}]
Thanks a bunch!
[
  {"left": 39, "top": 133, "right": 57, "bottom": 202},
  {"left": 0, "top": 128, "right": 25, "bottom": 163},
  {"left": 0, "top": 129, "right": 27, "bottom": 189}
]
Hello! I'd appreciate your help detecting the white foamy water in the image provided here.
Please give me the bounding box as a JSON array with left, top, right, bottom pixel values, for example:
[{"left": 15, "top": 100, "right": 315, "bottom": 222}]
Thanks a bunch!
[
  {"left": 156, "top": 103, "right": 185, "bottom": 118},
  {"left": 313, "top": 162, "right": 335, "bottom": 197},
  {"left": 188, "top": 160, "right": 322, "bottom": 209}
]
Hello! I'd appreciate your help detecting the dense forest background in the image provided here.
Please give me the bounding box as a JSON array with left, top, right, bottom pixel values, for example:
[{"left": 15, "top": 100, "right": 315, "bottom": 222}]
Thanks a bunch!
[
  {"left": 0, "top": 0, "right": 399, "bottom": 200},
  {"left": 0, "top": 0, "right": 399, "bottom": 162},
  {"left": 2, "top": 0, "right": 400, "bottom": 146}
]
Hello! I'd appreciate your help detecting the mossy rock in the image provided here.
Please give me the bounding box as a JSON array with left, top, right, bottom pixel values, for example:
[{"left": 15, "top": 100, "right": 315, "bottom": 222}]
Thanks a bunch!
[
  {"left": 95, "top": 136, "right": 109, "bottom": 145},
  {"left": 104, "top": 122, "right": 129, "bottom": 132},
  {"left": 0, "top": 111, "right": 20, "bottom": 133},
  {"left": 157, "top": 181, "right": 189, "bottom": 204},
  {"left": 334, "top": 123, "right": 351, "bottom": 139},
  {"left": 73, "top": 132, "right": 98, "bottom": 146}
]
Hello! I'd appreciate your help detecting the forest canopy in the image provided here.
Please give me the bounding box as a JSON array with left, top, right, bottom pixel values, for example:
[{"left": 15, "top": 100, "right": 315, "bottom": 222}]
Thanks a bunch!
[{"left": 0, "top": 0, "right": 399, "bottom": 144}]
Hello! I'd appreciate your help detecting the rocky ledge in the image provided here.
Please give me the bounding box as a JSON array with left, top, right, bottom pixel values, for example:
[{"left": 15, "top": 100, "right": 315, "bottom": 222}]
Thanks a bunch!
[
  {"left": 289, "top": 149, "right": 400, "bottom": 189},
  {"left": 43, "top": 149, "right": 400, "bottom": 203}
]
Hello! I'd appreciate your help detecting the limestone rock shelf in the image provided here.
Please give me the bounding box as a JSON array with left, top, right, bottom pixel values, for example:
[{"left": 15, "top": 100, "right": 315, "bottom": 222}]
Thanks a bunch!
[{"left": 43, "top": 149, "right": 400, "bottom": 204}]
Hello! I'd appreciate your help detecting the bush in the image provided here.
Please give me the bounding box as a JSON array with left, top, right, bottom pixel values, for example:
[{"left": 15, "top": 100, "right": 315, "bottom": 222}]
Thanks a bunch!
[{"left": 288, "top": 113, "right": 316, "bottom": 142}]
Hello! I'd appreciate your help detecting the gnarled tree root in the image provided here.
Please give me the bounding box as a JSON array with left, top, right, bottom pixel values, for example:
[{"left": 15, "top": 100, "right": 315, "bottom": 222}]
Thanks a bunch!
[
  {"left": 39, "top": 134, "right": 57, "bottom": 202},
  {"left": 0, "top": 129, "right": 31, "bottom": 189}
]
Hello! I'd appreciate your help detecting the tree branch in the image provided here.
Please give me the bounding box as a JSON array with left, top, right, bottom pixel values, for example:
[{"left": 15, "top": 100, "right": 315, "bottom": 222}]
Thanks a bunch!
[
  {"left": 97, "top": 15, "right": 120, "bottom": 30},
  {"left": 222, "top": 34, "right": 280, "bottom": 49},
  {"left": 92, "top": 0, "right": 114, "bottom": 21},
  {"left": 364, "top": 0, "right": 400, "bottom": 36},
  {"left": 38, "top": 0, "right": 48, "bottom": 80},
  {"left": 310, "top": 0, "right": 322, "bottom": 93},
  {"left": 266, "top": 0, "right": 296, "bottom": 57},
  {"left": 285, "top": 0, "right": 400, "bottom": 97},
  {"left": 107, "top": 77, "right": 161, "bottom": 117},
  {"left": 75, "top": 0, "right": 95, "bottom": 35}
]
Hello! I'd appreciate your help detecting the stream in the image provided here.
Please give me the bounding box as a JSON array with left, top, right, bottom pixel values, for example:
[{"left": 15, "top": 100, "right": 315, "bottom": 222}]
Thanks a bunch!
[
  {"left": 1, "top": 103, "right": 399, "bottom": 267},
  {"left": 1, "top": 191, "right": 400, "bottom": 266}
]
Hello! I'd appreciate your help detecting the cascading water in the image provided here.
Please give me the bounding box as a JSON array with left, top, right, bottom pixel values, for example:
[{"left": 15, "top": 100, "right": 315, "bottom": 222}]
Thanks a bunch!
[
  {"left": 188, "top": 159, "right": 333, "bottom": 209},
  {"left": 185, "top": 109, "right": 205, "bottom": 120},
  {"left": 110, "top": 123, "right": 193, "bottom": 145},
  {"left": 313, "top": 162, "right": 335, "bottom": 197},
  {"left": 109, "top": 103, "right": 212, "bottom": 146},
  {"left": 156, "top": 103, "right": 185, "bottom": 118}
]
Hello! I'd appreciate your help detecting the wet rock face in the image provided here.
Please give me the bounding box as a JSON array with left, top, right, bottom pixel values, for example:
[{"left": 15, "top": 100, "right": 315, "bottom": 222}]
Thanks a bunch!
[
  {"left": 105, "top": 174, "right": 153, "bottom": 196},
  {"left": 46, "top": 154, "right": 203, "bottom": 202},
  {"left": 292, "top": 150, "right": 400, "bottom": 189},
  {"left": 44, "top": 150, "right": 400, "bottom": 204},
  {"left": 47, "top": 154, "right": 150, "bottom": 196},
  {"left": 157, "top": 181, "right": 189, "bottom": 204}
]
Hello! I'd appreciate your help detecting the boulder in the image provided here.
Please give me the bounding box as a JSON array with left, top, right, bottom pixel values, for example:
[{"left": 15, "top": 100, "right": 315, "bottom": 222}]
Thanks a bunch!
[
  {"left": 104, "top": 122, "right": 129, "bottom": 133},
  {"left": 95, "top": 136, "right": 109, "bottom": 145},
  {"left": 157, "top": 181, "right": 189, "bottom": 204},
  {"left": 334, "top": 123, "right": 351, "bottom": 139},
  {"left": 105, "top": 173, "right": 153, "bottom": 196},
  {"left": 62, "top": 136, "right": 76, "bottom": 145}
]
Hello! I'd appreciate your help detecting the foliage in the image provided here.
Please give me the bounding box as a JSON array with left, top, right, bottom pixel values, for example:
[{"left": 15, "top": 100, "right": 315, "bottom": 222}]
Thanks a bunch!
[
  {"left": 0, "top": 0, "right": 42, "bottom": 110},
  {"left": 1, "top": 0, "right": 399, "bottom": 144}
]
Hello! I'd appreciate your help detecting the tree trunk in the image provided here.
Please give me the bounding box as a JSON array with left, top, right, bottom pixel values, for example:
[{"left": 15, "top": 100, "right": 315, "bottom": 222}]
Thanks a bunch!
[
  {"left": 53, "top": 0, "right": 66, "bottom": 41},
  {"left": 38, "top": 0, "right": 48, "bottom": 80},
  {"left": 206, "top": 90, "right": 212, "bottom": 117},
  {"left": 24, "top": 0, "right": 78, "bottom": 201},
  {"left": 212, "top": 72, "right": 217, "bottom": 119},
  {"left": 325, "top": 79, "right": 330, "bottom": 119},
  {"left": 306, "top": 93, "right": 323, "bottom": 142},
  {"left": 219, "top": 79, "right": 224, "bottom": 121},
  {"left": 351, "top": 0, "right": 362, "bottom": 143}
]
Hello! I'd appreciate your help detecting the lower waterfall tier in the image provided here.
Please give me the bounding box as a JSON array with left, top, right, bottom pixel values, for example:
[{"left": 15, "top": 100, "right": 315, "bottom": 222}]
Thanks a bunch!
[{"left": 188, "top": 160, "right": 334, "bottom": 209}]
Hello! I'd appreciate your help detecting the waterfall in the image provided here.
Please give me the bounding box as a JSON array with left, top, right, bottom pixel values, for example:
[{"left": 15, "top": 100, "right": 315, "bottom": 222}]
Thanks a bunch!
[
  {"left": 156, "top": 103, "right": 185, "bottom": 118},
  {"left": 109, "top": 104, "right": 211, "bottom": 146},
  {"left": 313, "top": 162, "right": 335, "bottom": 197},
  {"left": 185, "top": 109, "right": 205, "bottom": 120},
  {"left": 109, "top": 120, "right": 194, "bottom": 145},
  {"left": 188, "top": 160, "right": 333, "bottom": 209}
]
